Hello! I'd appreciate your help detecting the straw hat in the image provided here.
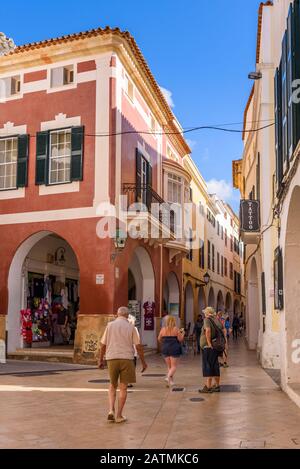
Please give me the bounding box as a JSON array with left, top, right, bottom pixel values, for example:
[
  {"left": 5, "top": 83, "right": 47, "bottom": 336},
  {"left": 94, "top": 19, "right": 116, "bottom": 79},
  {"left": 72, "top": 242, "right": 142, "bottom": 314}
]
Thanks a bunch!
[{"left": 202, "top": 306, "right": 216, "bottom": 317}]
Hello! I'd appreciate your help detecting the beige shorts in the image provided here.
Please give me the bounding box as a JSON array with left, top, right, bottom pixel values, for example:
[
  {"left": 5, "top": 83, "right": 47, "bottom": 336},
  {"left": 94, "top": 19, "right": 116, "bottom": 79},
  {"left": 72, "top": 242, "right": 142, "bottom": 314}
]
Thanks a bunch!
[{"left": 107, "top": 359, "right": 136, "bottom": 387}]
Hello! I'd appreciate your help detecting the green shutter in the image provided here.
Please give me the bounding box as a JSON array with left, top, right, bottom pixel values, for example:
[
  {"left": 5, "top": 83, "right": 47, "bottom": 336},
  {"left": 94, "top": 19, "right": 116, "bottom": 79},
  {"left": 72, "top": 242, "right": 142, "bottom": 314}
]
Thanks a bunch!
[
  {"left": 136, "top": 148, "right": 142, "bottom": 201},
  {"left": 71, "top": 126, "right": 84, "bottom": 181},
  {"left": 17, "top": 134, "right": 29, "bottom": 187},
  {"left": 35, "top": 131, "right": 48, "bottom": 185},
  {"left": 294, "top": 0, "right": 300, "bottom": 147},
  {"left": 275, "top": 66, "right": 283, "bottom": 190}
]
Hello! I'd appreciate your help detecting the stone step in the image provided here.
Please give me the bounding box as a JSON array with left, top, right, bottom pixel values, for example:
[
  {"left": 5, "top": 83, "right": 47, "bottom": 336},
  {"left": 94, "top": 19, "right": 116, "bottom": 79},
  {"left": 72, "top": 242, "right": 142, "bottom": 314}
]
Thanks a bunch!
[
  {"left": 7, "top": 345, "right": 158, "bottom": 364},
  {"left": 8, "top": 348, "right": 74, "bottom": 364}
]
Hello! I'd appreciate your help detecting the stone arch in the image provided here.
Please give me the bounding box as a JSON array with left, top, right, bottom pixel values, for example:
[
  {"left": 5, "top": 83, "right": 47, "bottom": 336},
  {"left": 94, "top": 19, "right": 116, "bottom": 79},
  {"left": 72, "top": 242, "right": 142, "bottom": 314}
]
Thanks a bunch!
[
  {"left": 128, "top": 246, "right": 156, "bottom": 347},
  {"left": 184, "top": 281, "right": 194, "bottom": 332},
  {"left": 197, "top": 286, "right": 206, "bottom": 316},
  {"left": 284, "top": 185, "right": 300, "bottom": 385},
  {"left": 208, "top": 287, "right": 215, "bottom": 308},
  {"left": 216, "top": 290, "right": 224, "bottom": 312},
  {"left": 7, "top": 231, "right": 79, "bottom": 353},
  {"left": 247, "top": 257, "right": 260, "bottom": 350}
]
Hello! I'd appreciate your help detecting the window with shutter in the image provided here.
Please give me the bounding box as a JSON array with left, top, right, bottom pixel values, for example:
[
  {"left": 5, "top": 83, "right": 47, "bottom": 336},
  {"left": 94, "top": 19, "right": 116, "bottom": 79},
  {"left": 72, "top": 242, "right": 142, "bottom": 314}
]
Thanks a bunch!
[
  {"left": 275, "top": 65, "right": 283, "bottom": 190},
  {"left": 282, "top": 32, "right": 289, "bottom": 174},
  {"left": 135, "top": 148, "right": 142, "bottom": 202},
  {"left": 36, "top": 126, "right": 84, "bottom": 185},
  {"left": 35, "top": 131, "right": 48, "bottom": 185},
  {"left": 71, "top": 126, "right": 84, "bottom": 181},
  {"left": 294, "top": 0, "right": 300, "bottom": 147},
  {"left": 17, "top": 134, "right": 29, "bottom": 188},
  {"left": 287, "top": 5, "right": 296, "bottom": 161},
  {"left": 0, "top": 136, "right": 18, "bottom": 190},
  {"left": 207, "top": 240, "right": 211, "bottom": 270}
]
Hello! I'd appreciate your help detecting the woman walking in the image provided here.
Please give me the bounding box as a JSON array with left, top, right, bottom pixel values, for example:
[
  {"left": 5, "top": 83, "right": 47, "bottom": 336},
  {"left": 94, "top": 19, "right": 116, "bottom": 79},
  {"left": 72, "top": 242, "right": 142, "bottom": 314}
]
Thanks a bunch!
[{"left": 158, "top": 315, "right": 185, "bottom": 387}]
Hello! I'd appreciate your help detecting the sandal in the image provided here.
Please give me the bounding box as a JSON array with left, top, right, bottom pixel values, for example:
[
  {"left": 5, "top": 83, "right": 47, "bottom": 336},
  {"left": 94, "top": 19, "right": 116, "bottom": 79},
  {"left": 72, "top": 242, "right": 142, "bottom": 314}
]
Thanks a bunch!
[
  {"left": 107, "top": 412, "right": 115, "bottom": 423},
  {"left": 198, "top": 385, "right": 213, "bottom": 394},
  {"left": 115, "top": 416, "right": 127, "bottom": 424}
]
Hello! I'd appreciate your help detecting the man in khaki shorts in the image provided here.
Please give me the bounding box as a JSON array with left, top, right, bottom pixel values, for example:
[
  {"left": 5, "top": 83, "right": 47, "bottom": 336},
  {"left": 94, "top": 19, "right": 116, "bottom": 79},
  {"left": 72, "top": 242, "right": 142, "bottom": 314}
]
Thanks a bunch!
[{"left": 99, "top": 306, "right": 147, "bottom": 423}]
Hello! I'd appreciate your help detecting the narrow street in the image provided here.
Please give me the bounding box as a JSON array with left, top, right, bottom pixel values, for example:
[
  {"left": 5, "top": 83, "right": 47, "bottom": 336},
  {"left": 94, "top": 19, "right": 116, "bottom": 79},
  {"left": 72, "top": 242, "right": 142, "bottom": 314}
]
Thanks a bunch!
[{"left": 1, "top": 339, "right": 300, "bottom": 449}]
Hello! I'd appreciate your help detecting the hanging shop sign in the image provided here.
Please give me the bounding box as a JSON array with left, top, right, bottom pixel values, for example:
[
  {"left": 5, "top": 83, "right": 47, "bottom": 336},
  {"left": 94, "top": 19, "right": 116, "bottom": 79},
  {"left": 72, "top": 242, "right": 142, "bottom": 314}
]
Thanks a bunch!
[
  {"left": 128, "top": 300, "right": 141, "bottom": 330},
  {"left": 240, "top": 200, "right": 260, "bottom": 232},
  {"left": 143, "top": 301, "right": 155, "bottom": 331}
]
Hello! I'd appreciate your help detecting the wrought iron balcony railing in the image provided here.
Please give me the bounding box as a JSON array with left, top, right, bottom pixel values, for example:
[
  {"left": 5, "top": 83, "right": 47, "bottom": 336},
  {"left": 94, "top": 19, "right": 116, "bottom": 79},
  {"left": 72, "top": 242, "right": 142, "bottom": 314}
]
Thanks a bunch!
[{"left": 122, "top": 183, "right": 175, "bottom": 234}]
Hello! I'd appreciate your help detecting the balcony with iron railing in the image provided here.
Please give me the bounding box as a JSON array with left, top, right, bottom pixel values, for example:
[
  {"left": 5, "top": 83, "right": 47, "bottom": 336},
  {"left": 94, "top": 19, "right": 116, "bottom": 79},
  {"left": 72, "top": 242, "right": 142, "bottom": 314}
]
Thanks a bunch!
[{"left": 122, "top": 183, "right": 175, "bottom": 236}]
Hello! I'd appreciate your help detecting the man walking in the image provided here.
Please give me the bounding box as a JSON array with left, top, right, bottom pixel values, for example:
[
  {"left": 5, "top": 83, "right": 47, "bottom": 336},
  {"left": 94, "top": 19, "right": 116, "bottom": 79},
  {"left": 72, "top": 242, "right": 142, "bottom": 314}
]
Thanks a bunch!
[
  {"left": 198, "top": 307, "right": 224, "bottom": 393},
  {"left": 99, "top": 306, "right": 147, "bottom": 424}
]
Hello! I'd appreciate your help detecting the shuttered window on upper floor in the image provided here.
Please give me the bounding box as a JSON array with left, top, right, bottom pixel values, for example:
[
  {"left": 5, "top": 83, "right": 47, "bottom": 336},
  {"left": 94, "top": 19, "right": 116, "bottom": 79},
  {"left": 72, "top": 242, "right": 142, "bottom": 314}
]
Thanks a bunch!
[
  {"left": 0, "top": 134, "right": 29, "bottom": 190},
  {"left": 275, "top": 1, "right": 300, "bottom": 194},
  {"left": 35, "top": 126, "right": 84, "bottom": 185}
]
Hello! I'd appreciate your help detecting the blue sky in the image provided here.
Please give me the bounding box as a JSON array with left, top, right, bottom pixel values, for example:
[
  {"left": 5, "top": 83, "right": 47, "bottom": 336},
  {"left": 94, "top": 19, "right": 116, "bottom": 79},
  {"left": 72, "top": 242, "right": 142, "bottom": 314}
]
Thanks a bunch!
[{"left": 3, "top": 0, "right": 261, "bottom": 211}]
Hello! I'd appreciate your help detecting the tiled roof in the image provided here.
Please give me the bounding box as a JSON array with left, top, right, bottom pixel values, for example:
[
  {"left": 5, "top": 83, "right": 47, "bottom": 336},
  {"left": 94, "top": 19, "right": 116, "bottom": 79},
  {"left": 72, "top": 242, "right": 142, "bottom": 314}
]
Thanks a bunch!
[{"left": 6, "top": 27, "right": 191, "bottom": 154}]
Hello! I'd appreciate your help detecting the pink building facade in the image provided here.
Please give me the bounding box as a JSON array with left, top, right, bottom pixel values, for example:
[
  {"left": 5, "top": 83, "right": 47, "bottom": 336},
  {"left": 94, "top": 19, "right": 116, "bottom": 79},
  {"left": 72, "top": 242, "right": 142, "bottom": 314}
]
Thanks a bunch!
[{"left": 0, "top": 28, "right": 191, "bottom": 362}]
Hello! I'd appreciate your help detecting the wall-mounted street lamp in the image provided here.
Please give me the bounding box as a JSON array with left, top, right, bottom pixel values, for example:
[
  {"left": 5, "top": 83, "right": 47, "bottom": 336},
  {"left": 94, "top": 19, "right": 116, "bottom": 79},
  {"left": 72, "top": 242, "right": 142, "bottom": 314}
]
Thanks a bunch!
[
  {"left": 111, "top": 228, "right": 127, "bottom": 262},
  {"left": 0, "top": 32, "right": 15, "bottom": 56},
  {"left": 203, "top": 272, "right": 211, "bottom": 285},
  {"left": 185, "top": 272, "right": 210, "bottom": 287},
  {"left": 248, "top": 71, "right": 262, "bottom": 80}
]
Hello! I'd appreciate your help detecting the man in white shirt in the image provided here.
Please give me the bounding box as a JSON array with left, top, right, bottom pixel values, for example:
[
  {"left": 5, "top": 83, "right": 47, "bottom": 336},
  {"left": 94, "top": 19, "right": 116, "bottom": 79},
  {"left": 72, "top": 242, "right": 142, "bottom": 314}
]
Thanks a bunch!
[{"left": 99, "top": 306, "right": 147, "bottom": 424}]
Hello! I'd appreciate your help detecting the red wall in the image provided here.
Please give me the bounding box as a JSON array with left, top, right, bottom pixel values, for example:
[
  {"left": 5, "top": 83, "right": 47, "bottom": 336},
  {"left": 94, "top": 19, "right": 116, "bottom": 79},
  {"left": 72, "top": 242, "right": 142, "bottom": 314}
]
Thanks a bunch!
[{"left": 0, "top": 81, "right": 96, "bottom": 214}]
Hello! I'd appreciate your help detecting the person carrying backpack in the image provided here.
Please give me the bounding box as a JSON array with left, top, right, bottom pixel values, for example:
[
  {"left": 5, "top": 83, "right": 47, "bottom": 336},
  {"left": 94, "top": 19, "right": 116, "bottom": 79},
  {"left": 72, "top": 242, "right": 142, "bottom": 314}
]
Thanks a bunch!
[{"left": 198, "top": 307, "right": 226, "bottom": 393}]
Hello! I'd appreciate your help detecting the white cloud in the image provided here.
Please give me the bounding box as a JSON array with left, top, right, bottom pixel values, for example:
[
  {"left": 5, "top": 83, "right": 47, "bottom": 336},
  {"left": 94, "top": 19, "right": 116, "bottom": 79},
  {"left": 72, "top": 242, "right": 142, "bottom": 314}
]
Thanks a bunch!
[
  {"left": 206, "top": 179, "right": 236, "bottom": 202},
  {"left": 159, "top": 86, "right": 174, "bottom": 108}
]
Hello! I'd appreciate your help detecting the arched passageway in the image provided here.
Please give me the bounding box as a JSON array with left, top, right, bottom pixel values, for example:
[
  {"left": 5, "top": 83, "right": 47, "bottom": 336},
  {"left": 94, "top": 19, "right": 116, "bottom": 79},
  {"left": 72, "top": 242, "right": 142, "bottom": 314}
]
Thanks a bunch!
[
  {"left": 8, "top": 231, "right": 79, "bottom": 353},
  {"left": 284, "top": 185, "right": 300, "bottom": 385},
  {"left": 217, "top": 290, "right": 224, "bottom": 312},
  {"left": 247, "top": 258, "right": 259, "bottom": 350},
  {"left": 128, "top": 246, "right": 156, "bottom": 347},
  {"left": 184, "top": 282, "right": 194, "bottom": 333}
]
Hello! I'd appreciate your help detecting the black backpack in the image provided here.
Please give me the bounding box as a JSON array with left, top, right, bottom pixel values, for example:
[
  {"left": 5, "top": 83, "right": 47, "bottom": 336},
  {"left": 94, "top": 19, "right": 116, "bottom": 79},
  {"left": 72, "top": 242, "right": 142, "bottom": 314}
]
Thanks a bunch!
[{"left": 208, "top": 318, "right": 226, "bottom": 353}]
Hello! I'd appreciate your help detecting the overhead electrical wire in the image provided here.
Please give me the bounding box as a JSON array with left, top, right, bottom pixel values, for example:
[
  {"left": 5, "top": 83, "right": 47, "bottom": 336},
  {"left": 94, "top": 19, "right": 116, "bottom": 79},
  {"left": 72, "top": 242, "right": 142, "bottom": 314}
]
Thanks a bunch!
[{"left": 28, "top": 120, "right": 275, "bottom": 138}]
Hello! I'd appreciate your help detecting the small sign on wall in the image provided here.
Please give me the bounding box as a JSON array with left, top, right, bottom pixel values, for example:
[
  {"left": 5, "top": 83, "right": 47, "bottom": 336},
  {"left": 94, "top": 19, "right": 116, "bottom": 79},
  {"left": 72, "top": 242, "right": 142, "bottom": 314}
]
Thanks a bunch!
[
  {"left": 0, "top": 340, "right": 6, "bottom": 364},
  {"left": 96, "top": 274, "right": 104, "bottom": 285}
]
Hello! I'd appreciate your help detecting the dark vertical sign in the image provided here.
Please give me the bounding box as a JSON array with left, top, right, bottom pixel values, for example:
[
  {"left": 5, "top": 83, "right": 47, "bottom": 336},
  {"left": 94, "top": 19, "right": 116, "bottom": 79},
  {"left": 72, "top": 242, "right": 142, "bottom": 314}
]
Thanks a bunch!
[
  {"left": 274, "top": 247, "right": 284, "bottom": 311},
  {"left": 240, "top": 200, "right": 260, "bottom": 232}
]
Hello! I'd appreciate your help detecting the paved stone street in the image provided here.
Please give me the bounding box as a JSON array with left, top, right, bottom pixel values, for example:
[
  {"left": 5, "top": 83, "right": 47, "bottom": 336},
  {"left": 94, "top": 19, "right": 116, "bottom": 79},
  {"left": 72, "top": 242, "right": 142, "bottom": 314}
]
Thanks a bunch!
[{"left": 1, "top": 339, "right": 300, "bottom": 449}]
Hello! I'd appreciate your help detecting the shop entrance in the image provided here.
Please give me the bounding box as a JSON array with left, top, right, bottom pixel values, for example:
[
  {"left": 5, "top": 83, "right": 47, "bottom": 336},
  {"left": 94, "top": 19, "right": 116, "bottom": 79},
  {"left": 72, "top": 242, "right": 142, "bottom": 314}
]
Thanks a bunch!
[{"left": 7, "top": 231, "right": 79, "bottom": 353}]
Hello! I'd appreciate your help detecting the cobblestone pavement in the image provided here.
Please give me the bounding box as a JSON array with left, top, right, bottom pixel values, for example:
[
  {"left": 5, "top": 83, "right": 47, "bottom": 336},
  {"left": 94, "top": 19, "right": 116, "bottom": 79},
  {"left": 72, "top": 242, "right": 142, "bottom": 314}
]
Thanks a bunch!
[{"left": 1, "top": 339, "right": 300, "bottom": 449}]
